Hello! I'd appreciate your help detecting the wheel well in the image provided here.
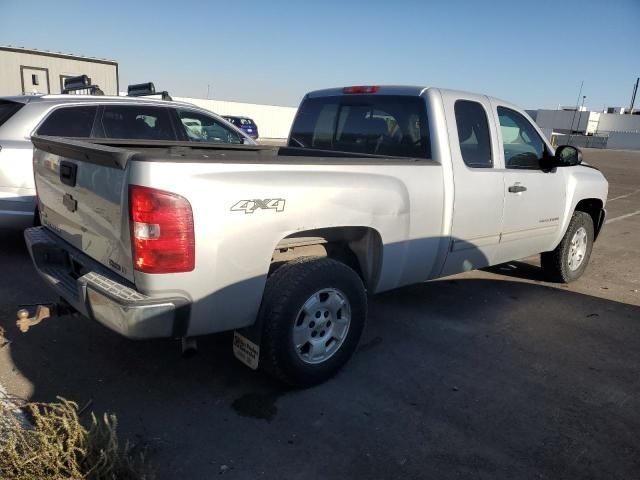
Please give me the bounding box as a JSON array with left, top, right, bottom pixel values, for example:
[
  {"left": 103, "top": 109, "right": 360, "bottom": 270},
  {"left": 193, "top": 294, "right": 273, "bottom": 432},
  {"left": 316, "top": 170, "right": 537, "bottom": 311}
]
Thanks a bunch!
[
  {"left": 575, "top": 198, "right": 604, "bottom": 240},
  {"left": 271, "top": 227, "right": 383, "bottom": 289}
]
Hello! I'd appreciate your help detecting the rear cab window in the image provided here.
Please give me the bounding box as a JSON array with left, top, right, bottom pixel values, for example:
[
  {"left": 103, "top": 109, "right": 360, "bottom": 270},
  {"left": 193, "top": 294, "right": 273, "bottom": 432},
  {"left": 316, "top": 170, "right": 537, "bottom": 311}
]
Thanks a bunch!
[
  {"left": 0, "top": 100, "right": 25, "bottom": 129},
  {"left": 37, "top": 106, "right": 98, "bottom": 137},
  {"left": 289, "top": 95, "right": 430, "bottom": 159}
]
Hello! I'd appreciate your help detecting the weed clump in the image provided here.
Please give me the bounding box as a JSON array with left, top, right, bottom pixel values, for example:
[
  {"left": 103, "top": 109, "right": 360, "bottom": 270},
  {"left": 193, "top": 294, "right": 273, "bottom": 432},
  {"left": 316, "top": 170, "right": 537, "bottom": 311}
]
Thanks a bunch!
[{"left": 0, "top": 397, "right": 149, "bottom": 480}]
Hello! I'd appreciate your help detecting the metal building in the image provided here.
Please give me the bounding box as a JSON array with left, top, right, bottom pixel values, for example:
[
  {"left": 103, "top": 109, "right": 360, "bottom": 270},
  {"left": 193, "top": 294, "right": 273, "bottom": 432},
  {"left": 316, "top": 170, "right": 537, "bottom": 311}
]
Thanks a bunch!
[{"left": 0, "top": 46, "right": 118, "bottom": 96}]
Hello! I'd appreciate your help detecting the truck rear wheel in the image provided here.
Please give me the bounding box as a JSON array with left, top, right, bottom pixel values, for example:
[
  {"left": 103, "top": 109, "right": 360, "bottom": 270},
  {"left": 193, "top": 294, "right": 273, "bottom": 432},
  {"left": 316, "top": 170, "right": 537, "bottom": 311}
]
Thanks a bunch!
[
  {"left": 259, "top": 256, "right": 366, "bottom": 387},
  {"left": 541, "top": 211, "right": 594, "bottom": 283}
]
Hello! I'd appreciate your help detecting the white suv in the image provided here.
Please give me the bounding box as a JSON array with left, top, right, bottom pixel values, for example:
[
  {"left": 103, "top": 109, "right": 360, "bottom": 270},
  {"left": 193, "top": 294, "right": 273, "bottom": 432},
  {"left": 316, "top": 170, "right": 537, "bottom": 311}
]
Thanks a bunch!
[{"left": 0, "top": 93, "right": 254, "bottom": 229}]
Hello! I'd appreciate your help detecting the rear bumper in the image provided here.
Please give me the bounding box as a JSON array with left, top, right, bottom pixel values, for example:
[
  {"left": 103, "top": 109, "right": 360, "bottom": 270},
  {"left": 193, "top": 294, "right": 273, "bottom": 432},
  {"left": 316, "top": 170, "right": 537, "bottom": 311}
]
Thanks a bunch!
[{"left": 24, "top": 226, "right": 190, "bottom": 339}]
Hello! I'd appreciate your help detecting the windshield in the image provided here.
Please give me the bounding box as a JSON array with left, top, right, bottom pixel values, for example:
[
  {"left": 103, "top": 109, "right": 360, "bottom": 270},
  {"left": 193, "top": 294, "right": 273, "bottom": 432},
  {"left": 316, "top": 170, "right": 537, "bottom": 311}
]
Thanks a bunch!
[{"left": 289, "top": 95, "right": 430, "bottom": 158}]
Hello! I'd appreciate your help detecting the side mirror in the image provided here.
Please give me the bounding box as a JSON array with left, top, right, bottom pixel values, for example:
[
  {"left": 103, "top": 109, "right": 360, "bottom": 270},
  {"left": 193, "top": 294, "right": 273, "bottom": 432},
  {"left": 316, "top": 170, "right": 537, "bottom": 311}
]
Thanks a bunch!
[{"left": 554, "top": 145, "right": 582, "bottom": 167}]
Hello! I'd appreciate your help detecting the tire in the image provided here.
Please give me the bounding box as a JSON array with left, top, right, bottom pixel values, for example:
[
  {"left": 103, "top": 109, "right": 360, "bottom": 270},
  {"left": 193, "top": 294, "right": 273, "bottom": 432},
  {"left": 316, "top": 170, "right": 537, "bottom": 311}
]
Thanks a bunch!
[
  {"left": 541, "top": 211, "right": 594, "bottom": 283},
  {"left": 258, "top": 256, "right": 367, "bottom": 387}
]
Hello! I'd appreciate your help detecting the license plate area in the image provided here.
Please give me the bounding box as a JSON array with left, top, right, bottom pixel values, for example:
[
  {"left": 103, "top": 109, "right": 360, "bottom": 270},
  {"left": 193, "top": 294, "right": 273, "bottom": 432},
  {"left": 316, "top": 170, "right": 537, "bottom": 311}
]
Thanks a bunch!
[
  {"left": 32, "top": 241, "right": 86, "bottom": 280},
  {"left": 35, "top": 244, "right": 70, "bottom": 268}
]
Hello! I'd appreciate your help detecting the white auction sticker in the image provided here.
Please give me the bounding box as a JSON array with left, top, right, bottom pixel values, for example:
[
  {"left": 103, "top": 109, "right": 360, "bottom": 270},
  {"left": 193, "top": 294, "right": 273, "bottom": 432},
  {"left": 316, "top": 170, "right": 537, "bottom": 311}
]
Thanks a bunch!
[{"left": 233, "top": 331, "right": 260, "bottom": 370}]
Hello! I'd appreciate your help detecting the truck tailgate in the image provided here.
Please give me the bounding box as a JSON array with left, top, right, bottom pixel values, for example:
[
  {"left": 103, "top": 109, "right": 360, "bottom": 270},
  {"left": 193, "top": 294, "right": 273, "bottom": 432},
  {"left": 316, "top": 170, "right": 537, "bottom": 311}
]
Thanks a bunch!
[{"left": 32, "top": 136, "right": 136, "bottom": 282}]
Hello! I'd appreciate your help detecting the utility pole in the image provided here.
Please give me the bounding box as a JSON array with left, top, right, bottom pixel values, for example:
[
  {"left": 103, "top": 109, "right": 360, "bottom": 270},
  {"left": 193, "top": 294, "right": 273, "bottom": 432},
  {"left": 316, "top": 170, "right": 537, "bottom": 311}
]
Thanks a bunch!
[
  {"left": 576, "top": 95, "right": 587, "bottom": 135},
  {"left": 569, "top": 80, "right": 584, "bottom": 133},
  {"left": 567, "top": 81, "right": 584, "bottom": 146},
  {"left": 629, "top": 77, "right": 639, "bottom": 114},
  {"left": 207, "top": 84, "right": 210, "bottom": 100}
]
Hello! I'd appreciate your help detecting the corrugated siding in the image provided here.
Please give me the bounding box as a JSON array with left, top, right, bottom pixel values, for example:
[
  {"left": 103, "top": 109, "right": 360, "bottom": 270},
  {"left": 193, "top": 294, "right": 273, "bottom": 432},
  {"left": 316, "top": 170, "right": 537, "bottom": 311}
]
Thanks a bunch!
[{"left": 596, "top": 113, "right": 640, "bottom": 133}]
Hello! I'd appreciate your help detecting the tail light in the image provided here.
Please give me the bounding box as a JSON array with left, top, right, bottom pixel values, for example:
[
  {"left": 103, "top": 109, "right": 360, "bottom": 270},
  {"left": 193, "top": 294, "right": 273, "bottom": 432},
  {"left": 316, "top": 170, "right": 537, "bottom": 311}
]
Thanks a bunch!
[
  {"left": 343, "top": 85, "right": 380, "bottom": 94},
  {"left": 129, "top": 185, "right": 195, "bottom": 274}
]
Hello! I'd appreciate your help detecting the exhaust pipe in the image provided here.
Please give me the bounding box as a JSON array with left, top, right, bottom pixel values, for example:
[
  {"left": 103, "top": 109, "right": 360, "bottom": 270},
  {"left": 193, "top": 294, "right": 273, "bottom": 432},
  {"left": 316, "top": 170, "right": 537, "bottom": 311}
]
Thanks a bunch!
[{"left": 180, "top": 337, "right": 198, "bottom": 358}]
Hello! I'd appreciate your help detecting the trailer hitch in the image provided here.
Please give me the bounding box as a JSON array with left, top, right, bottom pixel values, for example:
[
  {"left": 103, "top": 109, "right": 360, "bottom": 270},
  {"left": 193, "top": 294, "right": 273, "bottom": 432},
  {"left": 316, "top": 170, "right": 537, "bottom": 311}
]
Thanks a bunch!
[{"left": 16, "top": 301, "right": 76, "bottom": 333}]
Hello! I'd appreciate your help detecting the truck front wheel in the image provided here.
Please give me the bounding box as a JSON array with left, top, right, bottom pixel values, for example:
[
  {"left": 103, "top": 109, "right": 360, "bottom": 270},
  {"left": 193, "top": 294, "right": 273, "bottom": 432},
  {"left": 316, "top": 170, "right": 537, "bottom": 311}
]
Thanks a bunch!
[
  {"left": 541, "top": 211, "right": 594, "bottom": 283},
  {"left": 259, "top": 257, "right": 367, "bottom": 387}
]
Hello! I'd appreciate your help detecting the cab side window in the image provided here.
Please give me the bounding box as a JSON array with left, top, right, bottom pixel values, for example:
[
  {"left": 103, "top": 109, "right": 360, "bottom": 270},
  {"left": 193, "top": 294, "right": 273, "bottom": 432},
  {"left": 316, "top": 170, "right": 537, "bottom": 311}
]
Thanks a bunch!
[
  {"left": 454, "top": 100, "right": 492, "bottom": 168},
  {"left": 498, "top": 107, "right": 547, "bottom": 169},
  {"left": 176, "top": 110, "right": 243, "bottom": 144},
  {"left": 37, "top": 106, "right": 98, "bottom": 137},
  {"left": 97, "top": 105, "right": 177, "bottom": 140}
]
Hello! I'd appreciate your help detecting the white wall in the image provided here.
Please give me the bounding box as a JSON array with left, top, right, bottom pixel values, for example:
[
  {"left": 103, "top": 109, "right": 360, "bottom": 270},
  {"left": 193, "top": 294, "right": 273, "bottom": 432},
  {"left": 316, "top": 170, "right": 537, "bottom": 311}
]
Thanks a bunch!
[
  {"left": 586, "top": 112, "right": 600, "bottom": 135},
  {"left": 532, "top": 108, "right": 640, "bottom": 136},
  {"left": 174, "top": 96, "right": 298, "bottom": 139}
]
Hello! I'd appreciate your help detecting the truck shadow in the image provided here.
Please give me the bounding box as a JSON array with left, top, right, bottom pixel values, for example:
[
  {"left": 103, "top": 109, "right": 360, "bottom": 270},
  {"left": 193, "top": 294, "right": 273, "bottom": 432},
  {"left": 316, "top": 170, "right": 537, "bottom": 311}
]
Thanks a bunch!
[
  {"left": 0, "top": 229, "right": 28, "bottom": 254},
  {"left": 2, "top": 231, "right": 639, "bottom": 478},
  {"left": 483, "top": 260, "right": 548, "bottom": 282}
]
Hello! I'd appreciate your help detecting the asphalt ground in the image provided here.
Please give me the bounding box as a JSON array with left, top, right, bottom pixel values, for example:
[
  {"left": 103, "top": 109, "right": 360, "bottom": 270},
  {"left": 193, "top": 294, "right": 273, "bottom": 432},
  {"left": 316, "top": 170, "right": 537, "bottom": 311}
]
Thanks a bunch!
[{"left": 0, "top": 148, "right": 639, "bottom": 479}]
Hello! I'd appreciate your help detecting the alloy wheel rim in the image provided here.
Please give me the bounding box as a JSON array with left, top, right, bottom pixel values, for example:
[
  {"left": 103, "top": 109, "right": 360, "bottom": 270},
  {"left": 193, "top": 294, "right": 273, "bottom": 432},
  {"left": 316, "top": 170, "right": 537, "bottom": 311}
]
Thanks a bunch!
[
  {"left": 292, "top": 288, "right": 351, "bottom": 364},
  {"left": 568, "top": 227, "right": 588, "bottom": 271}
]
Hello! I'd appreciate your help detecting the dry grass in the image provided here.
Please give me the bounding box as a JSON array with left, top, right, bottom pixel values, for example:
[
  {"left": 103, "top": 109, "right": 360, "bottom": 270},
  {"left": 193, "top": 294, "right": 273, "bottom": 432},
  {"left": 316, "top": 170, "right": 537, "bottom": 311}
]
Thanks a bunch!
[{"left": 0, "top": 397, "right": 150, "bottom": 480}]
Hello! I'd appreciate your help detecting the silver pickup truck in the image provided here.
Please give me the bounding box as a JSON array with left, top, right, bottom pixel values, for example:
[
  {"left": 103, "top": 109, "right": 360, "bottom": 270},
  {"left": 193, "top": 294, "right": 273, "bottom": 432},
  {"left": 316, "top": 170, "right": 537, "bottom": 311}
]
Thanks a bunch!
[{"left": 24, "top": 85, "right": 608, "bottom": 386}]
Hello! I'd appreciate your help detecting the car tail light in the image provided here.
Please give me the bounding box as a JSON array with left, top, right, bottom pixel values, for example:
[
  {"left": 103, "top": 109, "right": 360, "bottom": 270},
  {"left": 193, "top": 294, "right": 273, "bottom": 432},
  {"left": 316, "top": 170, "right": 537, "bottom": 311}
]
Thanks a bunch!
[
  {"left": 129, "top": 185, "right": 195, "bottom": 274},
  {"left": 342, "top": 85, "right": 380, "bottom": 94}
]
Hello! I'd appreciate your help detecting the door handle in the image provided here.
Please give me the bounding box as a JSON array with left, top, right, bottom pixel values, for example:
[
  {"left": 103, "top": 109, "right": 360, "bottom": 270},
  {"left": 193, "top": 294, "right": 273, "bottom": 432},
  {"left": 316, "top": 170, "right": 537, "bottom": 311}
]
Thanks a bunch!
[{"left": 508, "top": 184, "right": 527, "bottom": 193}]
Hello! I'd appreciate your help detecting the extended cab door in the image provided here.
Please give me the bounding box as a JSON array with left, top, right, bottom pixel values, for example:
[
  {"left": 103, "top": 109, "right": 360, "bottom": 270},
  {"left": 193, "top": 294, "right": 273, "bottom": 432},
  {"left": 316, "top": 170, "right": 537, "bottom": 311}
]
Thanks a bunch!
[
  {"left": 490, "top": 102, "right": 567, "bottom": 263},
  {"left": 439, "top": 91, "right": 505, "bottom": 276}
]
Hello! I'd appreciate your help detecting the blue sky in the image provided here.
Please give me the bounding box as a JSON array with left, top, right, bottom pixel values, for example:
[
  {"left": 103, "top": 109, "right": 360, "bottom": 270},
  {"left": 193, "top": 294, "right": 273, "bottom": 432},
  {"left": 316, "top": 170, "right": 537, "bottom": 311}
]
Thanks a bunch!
[{"left": 1, "top": 0, "right": 638, "bottom": 109}]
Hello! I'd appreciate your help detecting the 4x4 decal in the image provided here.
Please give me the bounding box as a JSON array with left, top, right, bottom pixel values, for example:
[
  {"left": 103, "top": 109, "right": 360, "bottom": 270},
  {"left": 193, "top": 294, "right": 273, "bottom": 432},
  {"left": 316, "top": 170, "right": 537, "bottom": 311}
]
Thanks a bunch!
[{"left": 231, "top": 198, "right": 286, "bottom": 214}]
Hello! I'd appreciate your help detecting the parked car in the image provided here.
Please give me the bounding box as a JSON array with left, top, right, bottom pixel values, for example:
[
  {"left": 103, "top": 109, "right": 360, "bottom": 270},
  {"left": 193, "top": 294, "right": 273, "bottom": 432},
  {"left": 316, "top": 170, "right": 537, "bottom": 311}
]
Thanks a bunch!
[
  {"left": 223, "top": 115, "right": 259, "bottom": 139},
  {"left": 0, "top": 91, "right": 254, "bottom": 229},
  {"left": 24, "top": 85, "right": 608, "bottom": 387}
]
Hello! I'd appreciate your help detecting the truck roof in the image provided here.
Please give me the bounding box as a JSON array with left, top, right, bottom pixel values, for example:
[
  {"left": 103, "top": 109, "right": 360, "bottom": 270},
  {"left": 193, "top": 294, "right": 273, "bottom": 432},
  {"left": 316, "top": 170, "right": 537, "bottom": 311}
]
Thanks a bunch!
[
  {"left": 307, "top": 85, "right": 428, "bottom": 98},
  {"left": 305, "top": 85, "right": 514, "bottom": 109}
]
